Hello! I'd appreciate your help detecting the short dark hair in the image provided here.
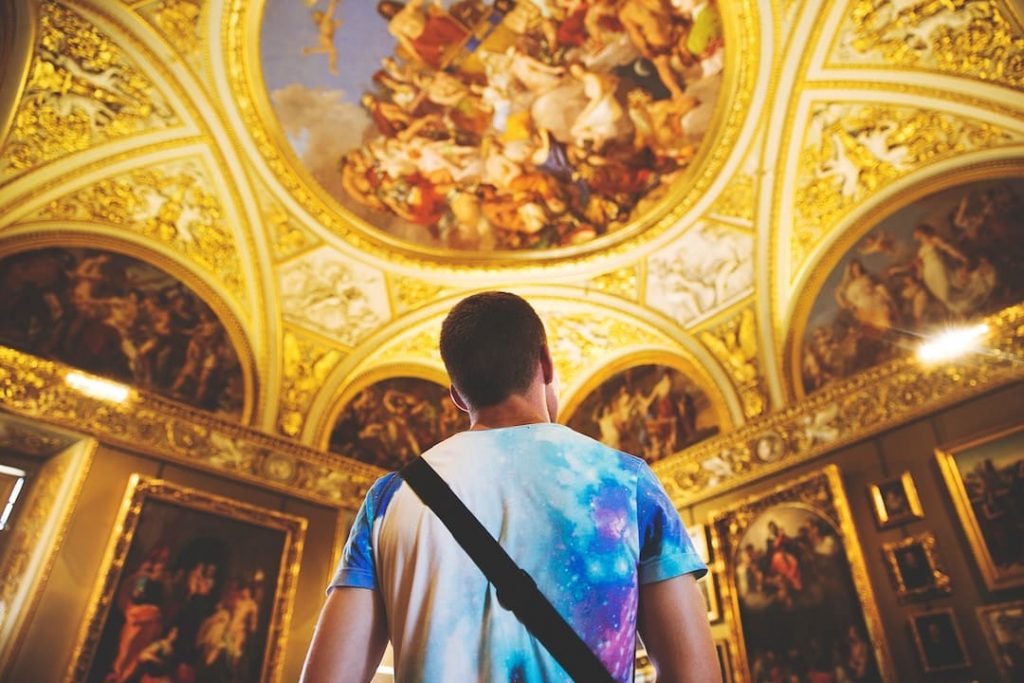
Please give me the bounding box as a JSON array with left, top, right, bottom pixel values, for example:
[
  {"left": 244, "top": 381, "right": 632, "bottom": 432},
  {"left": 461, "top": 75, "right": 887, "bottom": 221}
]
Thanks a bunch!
[{"left": 439, "top": 292, "right": 547, "bottom": 409}]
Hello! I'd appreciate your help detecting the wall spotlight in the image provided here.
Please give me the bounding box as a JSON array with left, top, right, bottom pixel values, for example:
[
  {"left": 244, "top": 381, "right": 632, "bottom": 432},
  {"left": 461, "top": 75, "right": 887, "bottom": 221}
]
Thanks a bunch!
[
  {"left": 65, "top": 371, "right": 131, "bottom": 403},
  {"left": 916, "top": 324, "right": 990, "bottom": 364}
]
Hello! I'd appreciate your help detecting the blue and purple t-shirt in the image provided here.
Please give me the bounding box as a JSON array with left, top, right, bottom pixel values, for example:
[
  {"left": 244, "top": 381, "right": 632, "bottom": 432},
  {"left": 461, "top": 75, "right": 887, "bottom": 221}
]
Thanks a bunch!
[{"left": 331, "top": 422, "right": 706, "bottom": 682}]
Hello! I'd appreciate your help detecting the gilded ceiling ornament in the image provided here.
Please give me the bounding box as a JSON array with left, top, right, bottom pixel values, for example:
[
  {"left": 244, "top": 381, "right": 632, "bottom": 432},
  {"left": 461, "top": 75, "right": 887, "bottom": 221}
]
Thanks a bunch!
[
  {"left": 698, "top": 306, "right": 768, "bottom": 418},
  {"left": 371, "top": 326, "right": 443, "bottom": 368},
  {"left": 645, "top": 221, "right": 755, "bottom": 328},
  {"left": 585, "top": 267, "right": 640, "bottom": 301},
  {"left": 265, "top": 201, "right": 319, "bottom": 261},
  {"left": 0, "top": 345, "right": 379, "bottom": 509},
  {"left": 541, "top": 311, "right": 666, "bottom": 392},
  {"left": 278, "top": 330, "right": 343, "bottom": 438},
  {"left": 792, "top": 103, "right": 1017, "bottom": 270},
  {"left": 836, "top": 0, "right": 1024, "bottom": 89},
  {"left": 38, "top": 159, "right": 245, "bottom": 300},
  {"left": 707, "top": 172, "right": 755, "bottom": 222},
  {"left": 278, "top": 247, "right": 390, "bottom": 346},
  {"left": 0, "top": 2, "right": 178, "bottom": 178},
  {"left": 655, "top": 302, "right": 1024, "bottom": 505},
  {"left": 139, "top": 0, "right": 204, "bottom": 59},
  {"left": 391, "top": 276, "right": 450, "bottom": 314}
]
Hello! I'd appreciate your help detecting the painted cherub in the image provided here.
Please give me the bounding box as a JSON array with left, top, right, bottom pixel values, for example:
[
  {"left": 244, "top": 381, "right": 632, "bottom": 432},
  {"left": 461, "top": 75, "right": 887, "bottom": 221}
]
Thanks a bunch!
[{"left": 302, "top": 0, "right": 343, "bottom": 75}]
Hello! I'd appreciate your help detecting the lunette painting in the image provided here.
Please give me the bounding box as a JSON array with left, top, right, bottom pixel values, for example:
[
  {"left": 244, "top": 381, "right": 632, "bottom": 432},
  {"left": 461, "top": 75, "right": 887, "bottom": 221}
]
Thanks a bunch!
[
  {"left": 0, "top": 247, "right": 244, "bottom": 416},
  {"left": 261, "top": 0, "right": 725, "bottom": 250},
  {"left": 328, "top": 376, "right": 467, "bottom": 469},
  {"left": 800, "top": 178, "right": 1024, "bottom": 394}
]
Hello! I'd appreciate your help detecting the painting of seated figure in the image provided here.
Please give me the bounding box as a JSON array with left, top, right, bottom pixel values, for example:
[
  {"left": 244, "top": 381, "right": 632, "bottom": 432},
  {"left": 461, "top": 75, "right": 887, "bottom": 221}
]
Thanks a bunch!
[{"left": 261, "top": 0, "right": 725, "bottom": 251}]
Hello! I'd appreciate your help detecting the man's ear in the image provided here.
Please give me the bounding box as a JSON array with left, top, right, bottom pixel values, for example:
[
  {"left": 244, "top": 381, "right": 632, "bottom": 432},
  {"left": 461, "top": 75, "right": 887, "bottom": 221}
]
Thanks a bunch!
[
  {"left": 539, "top": 343, "right": 554, "bottom": 385},
  {"left": 449, "top": 385, "right": 470, "bottom": 413}
]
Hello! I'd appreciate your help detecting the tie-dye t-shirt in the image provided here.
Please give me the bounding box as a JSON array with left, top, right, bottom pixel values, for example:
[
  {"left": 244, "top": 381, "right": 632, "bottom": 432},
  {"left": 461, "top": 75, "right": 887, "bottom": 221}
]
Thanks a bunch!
[{"left": 331, "top": 422, "right": 706, "bottom": 682}]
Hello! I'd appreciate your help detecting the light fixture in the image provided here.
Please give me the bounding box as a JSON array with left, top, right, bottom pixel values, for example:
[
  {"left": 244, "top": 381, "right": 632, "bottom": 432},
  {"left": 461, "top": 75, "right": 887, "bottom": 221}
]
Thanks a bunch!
[
  {"left": 0, "top": 464, "right": 27, "bottom": 531},
  {"left": 916, "top": 323, "right": 990, "bottom": 364},
  {"left": 65, "top": 371, "right": 132, "bottom": 403}
]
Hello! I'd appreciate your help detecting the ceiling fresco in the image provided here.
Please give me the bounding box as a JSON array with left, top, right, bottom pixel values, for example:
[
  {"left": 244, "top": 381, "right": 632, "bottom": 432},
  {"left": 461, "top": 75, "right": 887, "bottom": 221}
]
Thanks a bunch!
[
  {"left": 0, "top": 0, "right": 1021, "bottom": 480},
  {"left": 260, "top": 0, "right": 725, "bottom": 251}
]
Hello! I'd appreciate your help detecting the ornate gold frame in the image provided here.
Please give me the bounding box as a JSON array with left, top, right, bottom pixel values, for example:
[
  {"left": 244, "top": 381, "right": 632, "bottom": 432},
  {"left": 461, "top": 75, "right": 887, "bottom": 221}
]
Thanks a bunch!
[
  {"left": 66, "top": 474, "right": 307, "bottom": 683},
  {"left": 559, "top": 348, "right": 734, "bottom": 442},
  {"left": 976, "top": 599, "right": 1024, "bottom": 681},
  {"left": 0, "top": 421, "right": 94, "bottom": 682},
  {"left": 907, "top": 607, "right": 970, "bottom": 673},
  {"left": 313, "top": 362, "right": 452, "bottom": 453},
  {"left": 881, "top": 532, "right": 951, "bottom": 601},
  {"left": 0, "top": 230, "right": 260, "bottom": 425},
  {"left": 784, "top": 159, "right": 1024, "bottom": 402},
  {"left": 708, "top": 465, "right": 894, "bottom": 682},
  {"left": 714, "top": 639, "right": 734, "bottom": 683},
  {"left": 224, "top": 0, "right": 761, "bottom": 270},
  {"left": 936, "top": 421, "right": 1024, "bottom": 591},
  {"left": 868, "top": 470, "right": 924, "bottom": 527}
]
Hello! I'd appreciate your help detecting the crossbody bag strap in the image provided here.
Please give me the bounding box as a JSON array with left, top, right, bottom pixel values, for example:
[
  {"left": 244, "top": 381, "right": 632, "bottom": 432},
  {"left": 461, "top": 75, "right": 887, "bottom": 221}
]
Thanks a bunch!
[{"left": 399, "top": 456, "right": 617, "bottom": 683}]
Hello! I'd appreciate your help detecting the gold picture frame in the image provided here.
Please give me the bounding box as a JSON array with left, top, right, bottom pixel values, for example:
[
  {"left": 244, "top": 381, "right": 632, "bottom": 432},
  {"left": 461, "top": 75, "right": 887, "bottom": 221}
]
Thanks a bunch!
[
  {"left": 709, "top": 465, "right": 894, "bottom": 682},
  {"left": 977, "top": 599, "right": 1024, "bottom": 681},
  {"left": 66, "top": 475, "right": 307, "bottom": 682},
  {"left": 715, "top": 639, "right": 734, "bottom": 683},
  {"left": 868, "top": 471, "right": 924, "bottom": 527},
  {"left": 908, "top": 607, "right": 970, "bottom": 672},
  {"left": 699, "top": 568, "right": 722, "bottom": 624},
  {"left": 936, "top": 423, "right": 1024, "bottom": 591},
  {"left": 688, "top": 522, "right": 711, "bottom": 565},
  {"left": 881, "top": 532, "right": 951, "bottom": 601}
]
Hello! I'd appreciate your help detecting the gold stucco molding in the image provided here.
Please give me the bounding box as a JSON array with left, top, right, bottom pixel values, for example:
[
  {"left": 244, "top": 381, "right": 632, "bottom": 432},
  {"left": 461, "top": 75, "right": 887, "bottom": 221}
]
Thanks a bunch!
[
  {"left": 654, "top": 302, "right": 1024, "bottom": 506},
  {"left": 0, "top": 346, "right": 382, "bottom": 509}
]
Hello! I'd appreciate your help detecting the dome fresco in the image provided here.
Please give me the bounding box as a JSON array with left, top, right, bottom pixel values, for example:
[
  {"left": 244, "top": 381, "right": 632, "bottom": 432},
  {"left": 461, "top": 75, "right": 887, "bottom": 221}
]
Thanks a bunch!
[{"left": 260, "top": 0, "right": 724, "bottom": 251}]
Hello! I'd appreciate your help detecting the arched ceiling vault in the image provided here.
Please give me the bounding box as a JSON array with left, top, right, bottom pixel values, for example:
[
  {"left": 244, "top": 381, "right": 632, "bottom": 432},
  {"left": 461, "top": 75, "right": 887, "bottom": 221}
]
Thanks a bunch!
[{"left": 0, "top": 0, "right": 1022, "bottom": 504}]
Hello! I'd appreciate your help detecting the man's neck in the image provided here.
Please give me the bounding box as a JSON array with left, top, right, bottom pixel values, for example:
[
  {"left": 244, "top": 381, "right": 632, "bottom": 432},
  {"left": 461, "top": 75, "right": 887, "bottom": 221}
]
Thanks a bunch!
[{"left": 468, "top": 392, "right": 551, "bottom": 431}]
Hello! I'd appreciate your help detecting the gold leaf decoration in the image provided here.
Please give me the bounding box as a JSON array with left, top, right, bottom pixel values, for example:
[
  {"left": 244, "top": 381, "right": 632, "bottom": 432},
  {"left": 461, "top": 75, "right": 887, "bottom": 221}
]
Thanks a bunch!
[
  {"left": 140, "top": 0, "right": 203, "bottom": 58},
  {"left": 391, "top": 276, "right": 450, "bottom": 314},
  {"left": 0, "top": 2, "right": 178, "bottom": 177},
  {"left": 698, "top": 306, "right": 768, "bottom": 418},
  {"left": 279, "top": 330, "right": 343, "bottom": 437},
  {"left": 708, "top": 173, "right": 755, "bottom": 222},
  {"left": 587, "top": 267, "right": 639, "bottom": 300},
  {"left": 792, "top": 103, "right": 1015, "bottom": 270},
  {"left": 265, "top": 201, "right": 318, "bottom": 261},
  {"left": 837, "top": 0, "right": 1024, "bottom": 89},
  {"left": 39, "top": 159, "right": 244, "bottom": 300}
]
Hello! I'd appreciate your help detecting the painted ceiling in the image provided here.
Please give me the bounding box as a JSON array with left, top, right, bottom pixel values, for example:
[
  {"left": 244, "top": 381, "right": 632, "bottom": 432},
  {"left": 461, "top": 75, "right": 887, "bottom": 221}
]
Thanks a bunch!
[{"left": 0, "top": 0, "right": 1022, "bottom": 477}]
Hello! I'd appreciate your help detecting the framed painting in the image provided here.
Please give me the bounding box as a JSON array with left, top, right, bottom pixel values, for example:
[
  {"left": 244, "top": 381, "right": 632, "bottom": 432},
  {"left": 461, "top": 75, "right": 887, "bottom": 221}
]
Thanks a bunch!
[
  {"left": 936, "top": 423, "right": 1024, "bottom": 590},
  {"left": 977, "top": 599, "right": 1024, "bottom": 681},
  {"left": 715, "top": 639, "right": 734, "bottom": 683},
  {"left": 868, "top": 471, "right": 923, "bottom": 528},
  {"left": 699, "top": 568, "right": 721, "bottom": 623},
  {"left": 908, "top": 608, "right": 970, "bottom": 672},
  {"left": 67, "top": 476, "right": 307, "bottom": 683},
  {"left": 688, "top": 523, "right": 711, "bottom": 564},
  {"left": 709, "top": 465, "right": 893, "bottom": 682},
  {"left": 881, "top": 533, "right": 951, "bottom": 601}
]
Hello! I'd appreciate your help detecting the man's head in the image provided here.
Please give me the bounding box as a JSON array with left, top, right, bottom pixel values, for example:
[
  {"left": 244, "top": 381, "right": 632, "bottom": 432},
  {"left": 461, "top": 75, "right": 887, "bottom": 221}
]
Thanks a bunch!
[{"left": 440, "top": 291, "right": 552, "bottom": 412}]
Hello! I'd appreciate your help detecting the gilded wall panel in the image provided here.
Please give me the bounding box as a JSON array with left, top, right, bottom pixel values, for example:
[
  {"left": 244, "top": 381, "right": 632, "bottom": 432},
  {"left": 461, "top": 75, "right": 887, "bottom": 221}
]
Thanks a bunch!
[
  {"left": 697, "top": 305, "right": 769, "bottom": 419},
  {"left": 0, "top": 1, "right": 179, "bottom": 180},
  {"left": 791, "top": 102, "right": 1018, "bottom": 272},
  {"left": 831, "top": 0, "right": 1024, "bottom": 89},
  {"left": 35, "top": 157, "right": 246, "bottom": 302}
]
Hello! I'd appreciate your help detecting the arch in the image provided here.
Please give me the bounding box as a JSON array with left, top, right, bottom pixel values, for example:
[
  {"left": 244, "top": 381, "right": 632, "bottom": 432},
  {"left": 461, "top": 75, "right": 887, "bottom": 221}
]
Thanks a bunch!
[
  {"left": 0, "top": 228, "right": 260, "bottom": 423},
  {"left": 0, "top": 0, "right": 35, "bottom": 148},
  {"left": 782, "top": 157, "right": 1024, "bottom": 401}
]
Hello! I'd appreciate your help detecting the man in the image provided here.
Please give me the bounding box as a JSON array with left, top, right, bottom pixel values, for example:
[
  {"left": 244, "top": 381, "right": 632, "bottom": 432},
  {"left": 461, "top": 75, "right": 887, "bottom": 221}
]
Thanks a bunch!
[{"left": 301, "top": 292, "right": 717, "bottom": 682}]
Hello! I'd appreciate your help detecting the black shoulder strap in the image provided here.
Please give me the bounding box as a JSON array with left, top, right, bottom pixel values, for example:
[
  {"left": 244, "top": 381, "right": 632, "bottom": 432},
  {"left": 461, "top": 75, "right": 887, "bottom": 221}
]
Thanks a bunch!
[{"left": 399, "top": 456, "right": 617, "bottom": 683}]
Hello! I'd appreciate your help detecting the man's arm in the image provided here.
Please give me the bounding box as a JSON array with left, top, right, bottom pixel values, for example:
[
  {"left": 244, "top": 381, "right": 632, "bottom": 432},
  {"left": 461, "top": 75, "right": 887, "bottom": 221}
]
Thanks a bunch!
[
  {"left": 638, "top": 574, "right": 720, "bottom": 683},
  {"left": 299, "top": 586, "right": 389, "bottom": 683}
]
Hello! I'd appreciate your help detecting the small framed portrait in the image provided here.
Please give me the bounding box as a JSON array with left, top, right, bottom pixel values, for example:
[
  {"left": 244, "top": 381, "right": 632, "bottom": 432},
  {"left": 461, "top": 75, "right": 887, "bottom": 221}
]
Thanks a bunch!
[
  {"left": 67, "top": 475, "right": 307, "bottom": 682},
  {"left": 714, "top": 639, "right": 734, "bottom": 683},
  {"left": 688, "top": 523, "right": 711, "bottom": 564},
  {"left": 698, "top": 569, "right": 721, "bottom": 623},
  {"left": 909, "top": 608, "right": 970, "bottom": 672},
  {"left": 868, "top": 471, "right": 924, "bottom": 527},
  {"left": 936, "top": 424, "right": 1024, "bottom": 590},
  {"left": 882, "top": 533, "right": 951, "bottom": 600},
  {"left": 977, "top": 600, "right": 1024, "bottom": 681}
]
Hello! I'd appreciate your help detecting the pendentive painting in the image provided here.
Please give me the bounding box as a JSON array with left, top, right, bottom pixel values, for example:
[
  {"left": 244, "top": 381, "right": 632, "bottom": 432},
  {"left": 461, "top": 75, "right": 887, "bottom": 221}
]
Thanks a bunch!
[
  {"left": 0, "top": 247, "right": 245, "bottom": 415},
  {"left": 565, "top": 364, "right": 720, "bottom": 463},
  {"left": 261, "top": 0, "right": 724, "bottom": 250},
  {"left": 799, "top": 178, "right": 1024, "bottom": 394},
  {"left": 70, "top": 477, "right": 306, "bottom": 683},
  {"left": 329, "top": 376, "right": 467, "bottom": 469},
  {"left": 711, "top": 467, "right": 893, "bottom": 683}
]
